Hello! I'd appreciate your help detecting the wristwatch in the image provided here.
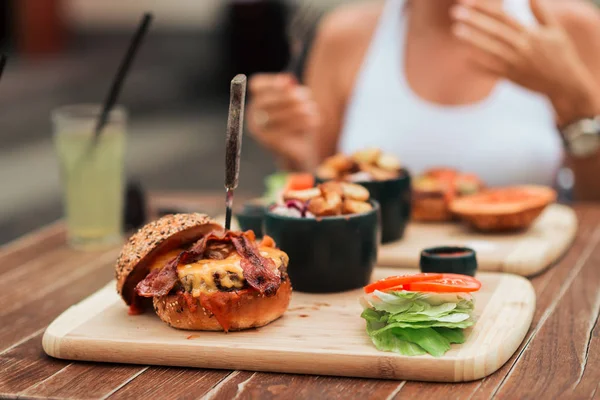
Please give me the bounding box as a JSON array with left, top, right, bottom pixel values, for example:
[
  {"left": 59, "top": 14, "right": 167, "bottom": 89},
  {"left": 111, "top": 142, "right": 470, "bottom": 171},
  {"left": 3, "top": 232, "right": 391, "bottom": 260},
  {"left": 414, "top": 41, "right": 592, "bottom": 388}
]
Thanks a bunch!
[{"left": 561, "top": 116, "right": 600, "bottom": 158}]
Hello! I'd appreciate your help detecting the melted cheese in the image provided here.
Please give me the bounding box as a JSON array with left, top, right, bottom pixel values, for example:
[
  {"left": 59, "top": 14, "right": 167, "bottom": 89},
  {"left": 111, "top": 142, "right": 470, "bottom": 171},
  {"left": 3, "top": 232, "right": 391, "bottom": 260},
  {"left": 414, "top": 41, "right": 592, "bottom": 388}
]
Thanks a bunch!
[
  {"left": 259, "top": 246, "right": 288, "bottom": 269},
  {"left": 177, "top": 246, "right": 287, "bottom": 296},
  {"left": 149, "top": 249, "right": 182, "bottom": 271}
]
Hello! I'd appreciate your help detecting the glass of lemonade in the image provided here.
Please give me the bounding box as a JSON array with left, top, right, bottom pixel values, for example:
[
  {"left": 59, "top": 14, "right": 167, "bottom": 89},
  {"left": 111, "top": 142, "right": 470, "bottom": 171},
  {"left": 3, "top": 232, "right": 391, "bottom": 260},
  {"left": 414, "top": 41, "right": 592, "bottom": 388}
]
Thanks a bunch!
[{"left": 52, "top": 104, "right": 127, "bottom": 250}]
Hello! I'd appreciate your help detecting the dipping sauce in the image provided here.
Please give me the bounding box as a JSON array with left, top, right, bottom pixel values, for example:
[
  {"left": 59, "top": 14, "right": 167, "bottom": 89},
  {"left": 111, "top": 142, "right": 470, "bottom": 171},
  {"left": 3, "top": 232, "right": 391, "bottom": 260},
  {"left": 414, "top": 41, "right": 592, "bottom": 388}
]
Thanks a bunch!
[{"left": 429, "top": 251, "right": 472, "bottom": 257}]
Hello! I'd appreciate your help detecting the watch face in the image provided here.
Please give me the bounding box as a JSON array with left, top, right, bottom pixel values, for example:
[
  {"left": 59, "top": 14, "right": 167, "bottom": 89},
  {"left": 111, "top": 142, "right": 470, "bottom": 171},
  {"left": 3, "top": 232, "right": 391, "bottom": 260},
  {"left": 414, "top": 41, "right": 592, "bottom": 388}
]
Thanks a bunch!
[{"left": 571, "top": 132, "right": 600, "bottom": 157}]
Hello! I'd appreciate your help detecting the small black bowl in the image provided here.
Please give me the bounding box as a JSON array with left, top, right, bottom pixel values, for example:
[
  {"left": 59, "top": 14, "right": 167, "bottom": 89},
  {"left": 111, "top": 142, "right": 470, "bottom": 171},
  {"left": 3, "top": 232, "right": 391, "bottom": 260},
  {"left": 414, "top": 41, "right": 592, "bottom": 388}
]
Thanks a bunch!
[
  {"left": 235, "top": 201, "right": 267, "bottom": 238},
  {"left": 264, "top": 200, "right": 381, "bottom": 293},
  {"left": 316, "top": 168, "right": 411, "bottom": 244},
  {"left": 419, "top": 246, "right": 478, "bottom": 277}
]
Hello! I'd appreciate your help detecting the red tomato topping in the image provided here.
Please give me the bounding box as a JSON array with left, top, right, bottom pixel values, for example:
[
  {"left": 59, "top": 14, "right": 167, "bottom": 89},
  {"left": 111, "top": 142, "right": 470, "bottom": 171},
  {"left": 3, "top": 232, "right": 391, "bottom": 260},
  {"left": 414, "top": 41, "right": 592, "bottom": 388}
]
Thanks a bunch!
[
  {"left": 285, "top": 173, "right": 315, "bottom": 191},
  {"left": 364, "top": 273, "right": 481, "bottom": 293},
  {"left": 364, "top": 273, "right": 443, "bottom": 293},
  {"left": 404, "top": 274, "right": 481, "bottom": 293}
]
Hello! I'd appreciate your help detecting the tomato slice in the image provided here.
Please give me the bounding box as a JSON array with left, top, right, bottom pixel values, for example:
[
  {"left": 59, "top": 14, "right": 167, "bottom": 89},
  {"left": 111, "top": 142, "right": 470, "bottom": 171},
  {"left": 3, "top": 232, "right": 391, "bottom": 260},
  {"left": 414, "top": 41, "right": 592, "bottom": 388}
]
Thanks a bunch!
[
  {"left": 404, "top": 274, "right": 481, "bottom": 293},
  {"left": 364, "top": 273, "right": 443, "bottom": 293},
  {"left": 285, "top": 173, "right": 315, "bottom": 191}
]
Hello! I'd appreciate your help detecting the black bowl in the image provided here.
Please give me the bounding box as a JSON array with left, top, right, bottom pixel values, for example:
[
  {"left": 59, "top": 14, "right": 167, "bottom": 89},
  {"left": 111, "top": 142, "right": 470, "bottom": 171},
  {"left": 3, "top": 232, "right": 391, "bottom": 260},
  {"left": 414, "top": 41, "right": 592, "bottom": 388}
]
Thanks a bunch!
[
  {"left": 235, "top": 201, "right": 267, "bottom": 238},
  {"left": 419, "top": 246, "right": 478, "bottom": 277},
  {"left": 316, "top": 168, "right": 411, "bottom": 244},
  {"left": 264, "top": 200, "right": 380, "bottom": 293}
]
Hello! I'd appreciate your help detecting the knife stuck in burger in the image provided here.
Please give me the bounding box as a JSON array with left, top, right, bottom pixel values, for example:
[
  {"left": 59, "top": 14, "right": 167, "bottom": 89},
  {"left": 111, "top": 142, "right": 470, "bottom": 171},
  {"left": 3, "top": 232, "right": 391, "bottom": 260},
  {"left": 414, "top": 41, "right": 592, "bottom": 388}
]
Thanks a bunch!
[{"left": 114, "top": 75, "right": 291, "bottom": 332}]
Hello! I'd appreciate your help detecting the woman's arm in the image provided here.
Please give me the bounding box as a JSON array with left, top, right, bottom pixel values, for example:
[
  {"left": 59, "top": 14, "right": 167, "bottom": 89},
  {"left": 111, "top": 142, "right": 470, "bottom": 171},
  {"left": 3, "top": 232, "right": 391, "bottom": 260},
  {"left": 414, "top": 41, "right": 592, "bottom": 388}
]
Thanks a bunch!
[
  {"left": 450, "top": 0, "right": 600, "bottom": 200},
  {"left": 303, "top": 4, "right": 379, "bottom": 164},
  {"left": 302, "top": 14, "right": 347, "bottom": 164},
  {"left": 246, "top": 3, "right": 378, "bottom": 171},
  {"left": 550, "top": 1, "right": 600, "bottom": 201}
]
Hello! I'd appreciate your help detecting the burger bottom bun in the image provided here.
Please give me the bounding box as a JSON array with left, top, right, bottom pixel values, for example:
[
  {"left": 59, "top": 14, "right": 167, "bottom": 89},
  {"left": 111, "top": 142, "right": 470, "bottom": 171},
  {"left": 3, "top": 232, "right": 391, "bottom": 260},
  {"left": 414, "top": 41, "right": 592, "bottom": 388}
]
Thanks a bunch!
[{"left": 153, "top": 280, "right": 292, "bottom": 331}]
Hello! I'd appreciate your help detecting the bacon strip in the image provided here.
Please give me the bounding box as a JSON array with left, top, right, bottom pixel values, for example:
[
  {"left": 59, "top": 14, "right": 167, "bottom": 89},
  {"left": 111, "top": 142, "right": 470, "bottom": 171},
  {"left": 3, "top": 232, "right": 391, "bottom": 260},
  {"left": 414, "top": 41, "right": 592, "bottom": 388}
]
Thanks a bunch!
[
  {"left": 231, "top": 235, "right": 281, "bottom": 296},
  {"left": 136, "top": 257, "right": 179, "bottom": 297},
  {"left": 134, "top": 230, "right": 282, "bottom": 298}
]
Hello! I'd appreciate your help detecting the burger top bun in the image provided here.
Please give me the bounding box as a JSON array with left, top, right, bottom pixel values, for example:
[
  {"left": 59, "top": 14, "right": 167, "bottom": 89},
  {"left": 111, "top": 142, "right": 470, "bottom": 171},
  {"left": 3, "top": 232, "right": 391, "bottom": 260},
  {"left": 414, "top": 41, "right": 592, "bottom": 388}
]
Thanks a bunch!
[{"left": 115, "top": 213, "right": 223, "bottom": 305}]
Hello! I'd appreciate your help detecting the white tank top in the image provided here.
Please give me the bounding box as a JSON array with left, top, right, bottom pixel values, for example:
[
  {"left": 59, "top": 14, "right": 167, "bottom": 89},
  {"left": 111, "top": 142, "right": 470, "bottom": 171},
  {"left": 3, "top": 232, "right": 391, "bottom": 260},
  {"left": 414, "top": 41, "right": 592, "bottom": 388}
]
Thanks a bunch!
[{"left": 339, "top": 0, "right": 563, "bottom": 186}]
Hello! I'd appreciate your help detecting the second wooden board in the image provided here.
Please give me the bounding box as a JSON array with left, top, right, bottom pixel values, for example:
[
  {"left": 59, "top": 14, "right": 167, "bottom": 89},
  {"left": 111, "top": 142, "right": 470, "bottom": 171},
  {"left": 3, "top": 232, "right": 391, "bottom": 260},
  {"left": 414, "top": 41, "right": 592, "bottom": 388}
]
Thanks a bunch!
[
  {"left": 378, "top": 204, "right": 577, "bottom": 276},
  {"left": 43, "top": 268, "right": 535, "bottom": 382}
]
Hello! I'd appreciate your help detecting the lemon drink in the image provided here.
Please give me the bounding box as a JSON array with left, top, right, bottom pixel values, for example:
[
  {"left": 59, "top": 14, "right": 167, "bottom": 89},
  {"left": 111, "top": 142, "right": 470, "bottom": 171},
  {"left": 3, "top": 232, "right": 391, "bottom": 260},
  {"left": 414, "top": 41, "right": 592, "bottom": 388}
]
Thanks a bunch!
[{"left": 53, "top": 105, "right": 127, "bottom": 249}]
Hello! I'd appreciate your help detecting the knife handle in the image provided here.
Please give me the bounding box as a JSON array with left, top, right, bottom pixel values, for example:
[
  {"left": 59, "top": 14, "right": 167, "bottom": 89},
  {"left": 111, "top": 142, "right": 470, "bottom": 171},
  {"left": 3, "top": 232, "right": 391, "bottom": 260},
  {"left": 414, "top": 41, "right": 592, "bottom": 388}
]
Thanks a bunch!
[{"left": 225, "top": 74, "right": 247, "bottom": 190}]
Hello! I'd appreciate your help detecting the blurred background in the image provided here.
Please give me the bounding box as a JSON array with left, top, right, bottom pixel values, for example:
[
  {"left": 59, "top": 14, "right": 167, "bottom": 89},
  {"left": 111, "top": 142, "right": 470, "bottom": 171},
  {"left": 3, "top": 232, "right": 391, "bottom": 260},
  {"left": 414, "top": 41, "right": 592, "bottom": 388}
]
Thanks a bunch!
[
  {"left": 0, "top": 0, "right": 344, "bottom": 245},
  {"left": 0, "top": 0, "right": 599, "bottom": 245}
]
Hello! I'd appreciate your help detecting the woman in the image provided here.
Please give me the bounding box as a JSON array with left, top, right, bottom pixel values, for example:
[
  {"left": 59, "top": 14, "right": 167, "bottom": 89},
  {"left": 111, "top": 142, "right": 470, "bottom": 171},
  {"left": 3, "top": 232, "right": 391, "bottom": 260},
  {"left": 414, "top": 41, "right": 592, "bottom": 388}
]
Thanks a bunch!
[{"left": 247, "top": 0, "right": 600, "bottom": 200}]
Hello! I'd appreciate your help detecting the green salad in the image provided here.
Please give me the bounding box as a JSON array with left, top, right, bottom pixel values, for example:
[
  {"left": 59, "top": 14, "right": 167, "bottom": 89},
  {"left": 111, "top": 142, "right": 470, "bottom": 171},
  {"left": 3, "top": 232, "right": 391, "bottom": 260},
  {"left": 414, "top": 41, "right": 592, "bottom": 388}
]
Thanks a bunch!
[
  {"left": 263, "top": 172, "right": 289, "bottom": 203},
  {"left": 360, "top": 273, "right": 481, "bottom": 357}
]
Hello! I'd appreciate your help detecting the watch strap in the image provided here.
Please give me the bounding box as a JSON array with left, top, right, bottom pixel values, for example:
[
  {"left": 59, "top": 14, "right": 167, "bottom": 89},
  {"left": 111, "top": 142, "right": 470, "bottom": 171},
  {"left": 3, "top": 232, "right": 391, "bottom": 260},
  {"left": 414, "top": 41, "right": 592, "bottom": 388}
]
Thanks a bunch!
[{"left": 560, "top": 116, "right": 600, "bottom": 156}]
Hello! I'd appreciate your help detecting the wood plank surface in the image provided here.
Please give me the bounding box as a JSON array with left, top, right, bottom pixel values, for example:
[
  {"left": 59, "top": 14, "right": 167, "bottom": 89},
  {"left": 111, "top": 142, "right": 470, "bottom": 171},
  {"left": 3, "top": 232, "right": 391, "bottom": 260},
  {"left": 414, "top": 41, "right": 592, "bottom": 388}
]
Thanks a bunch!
[
  {"left": 203, "top": 371, "right": 403, "bottom": 400},
  {"left": 0, "top": 334, "right": 69, "bottom": 395},
  {"left": 494, "top": 213, "right": 600, "bottom": 399},
  {"left": 0, "top": 222, "right": 64, "bottom": 274},
  {"left": 108, "top": 368, "right": 230, "bottom": 400},
  {"left": 0, "top": 248, "right": 119, "bottom": 351},
  {"left": 0, "top": 196, "right": 598, "bottom": 400},
  {"left": 42, "top": 269, "right": 535, "bottom": 383},
  {"left": 20, "top": 363, "right": 143, "bottom": 400}
]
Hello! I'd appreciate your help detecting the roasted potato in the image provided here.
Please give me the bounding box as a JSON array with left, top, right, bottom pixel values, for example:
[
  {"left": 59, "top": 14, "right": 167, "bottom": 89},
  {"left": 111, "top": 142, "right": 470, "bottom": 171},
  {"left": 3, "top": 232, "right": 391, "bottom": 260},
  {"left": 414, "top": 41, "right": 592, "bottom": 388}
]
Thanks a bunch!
[
  {"left": 340, "top": 182, "right": 370, "bottom": 202},
  {"left": 376, "top": 153, "right": 401, "bottom": 171},
  {"left": 283, "top": 187, "right": 321, "bottom": 202},
  {"left": 359, "top": 163, "right": 399, "bottom": 181},
  {"left": 315, "top": 165, "right": 339, "bottom": 180},
  {"left": 322, "top": 153, "right": 355, "bottom": 173},
  {"left": 283, "top": 181, "right": 373, "bottom": 217},
  {"left": 352, "top": 148, "right": 381, "bottom": 165},
  {"left": 342, "top": 199, "right": 373, "bottom": 214},
  {"left": 308, "top": 196, "right": 342, "bottom": 216}
]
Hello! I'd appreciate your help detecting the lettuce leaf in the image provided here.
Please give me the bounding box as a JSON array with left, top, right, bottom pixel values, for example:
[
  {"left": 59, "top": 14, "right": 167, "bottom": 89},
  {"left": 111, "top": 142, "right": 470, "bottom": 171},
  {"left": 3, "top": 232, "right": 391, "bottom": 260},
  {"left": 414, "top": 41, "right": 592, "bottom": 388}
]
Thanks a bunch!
[
  {"left": 371, "top": 318, "right": 474, "bottom": 332},
  {"left": 366, "top": 321, "right": 427, "bottom": 356},
  {"left": 263, "top": 173, "right": 289, "bottom": 203},
  {"left": 361, "top": 289, "right": 476, "bottom": 357},
  {"left": 386, "top": 290, "right": 473, "bottom": 305},
  {"left": 391, "top": 327, "right": 452, "bottom": 357},
  {"left": 435, "top": 327, "right": 467, "bottom": 344},
  {"left": 388, "top": 311, "right": 471, "bottom": 323},
  {"left": 364, "top": 290, "right": 473, "bottom": 312},
  {"left": 361, "top": 308, "right": 388, "bottom": 323},
  {"left": 366, "top": 322, "right": 467, "bottom": 357}
]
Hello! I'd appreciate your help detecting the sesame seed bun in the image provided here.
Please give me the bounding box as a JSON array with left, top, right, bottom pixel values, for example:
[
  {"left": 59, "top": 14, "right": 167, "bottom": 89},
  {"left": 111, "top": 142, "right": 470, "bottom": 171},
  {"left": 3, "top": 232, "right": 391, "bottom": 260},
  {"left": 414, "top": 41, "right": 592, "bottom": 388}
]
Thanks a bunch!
[
  {"left": 153, "top": 279, "right": 292, "bottom": 331},
  {"left": 115, "top": 213, "right": 223, "bottom": 305}
]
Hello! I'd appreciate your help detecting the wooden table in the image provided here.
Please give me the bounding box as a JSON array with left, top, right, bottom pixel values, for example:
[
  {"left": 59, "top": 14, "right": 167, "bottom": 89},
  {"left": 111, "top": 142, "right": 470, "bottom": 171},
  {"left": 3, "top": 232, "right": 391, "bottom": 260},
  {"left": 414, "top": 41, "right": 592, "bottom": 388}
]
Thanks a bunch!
[{"left": 1, "top": 193, "right": 599, "bottom": 400}]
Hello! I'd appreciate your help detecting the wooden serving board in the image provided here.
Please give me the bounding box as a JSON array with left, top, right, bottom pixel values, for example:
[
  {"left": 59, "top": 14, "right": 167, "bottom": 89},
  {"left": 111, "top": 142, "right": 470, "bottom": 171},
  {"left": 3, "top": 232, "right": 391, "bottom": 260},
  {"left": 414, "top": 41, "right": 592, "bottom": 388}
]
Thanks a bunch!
[
  {"left": 378, "top": 204, "right": 577, "bottom": 276},
  {"left": 43, "top": 268, "right": 535, "bottom": 382}
]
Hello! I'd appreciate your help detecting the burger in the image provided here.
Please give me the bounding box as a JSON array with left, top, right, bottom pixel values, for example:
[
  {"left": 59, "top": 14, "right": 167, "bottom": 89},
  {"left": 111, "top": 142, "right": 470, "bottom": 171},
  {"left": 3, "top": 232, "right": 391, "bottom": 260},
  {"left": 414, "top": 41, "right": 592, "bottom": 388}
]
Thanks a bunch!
[
  {"left": 412, "top": 168, "right": 484, "bottom": 222},
  {"left": 115, "top": 213, "right": 291, "bottom": 332}
]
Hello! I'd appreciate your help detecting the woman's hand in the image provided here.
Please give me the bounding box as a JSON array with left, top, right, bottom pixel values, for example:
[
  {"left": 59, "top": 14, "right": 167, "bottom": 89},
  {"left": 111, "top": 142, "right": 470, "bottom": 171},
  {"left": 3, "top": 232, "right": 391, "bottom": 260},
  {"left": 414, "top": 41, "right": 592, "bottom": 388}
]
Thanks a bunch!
[
  {"left": 247, "top": 73, "right": 321, "bottom": 170},
  {"left": 450, "top": 0, "right": 600, "bottom": 125}
]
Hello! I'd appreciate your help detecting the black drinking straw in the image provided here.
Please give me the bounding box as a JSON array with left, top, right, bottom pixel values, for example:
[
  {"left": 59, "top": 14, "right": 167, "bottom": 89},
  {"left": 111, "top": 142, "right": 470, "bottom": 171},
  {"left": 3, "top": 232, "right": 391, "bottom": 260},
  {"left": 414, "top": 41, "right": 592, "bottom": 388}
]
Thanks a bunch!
[
  {"left": 93, "top": 13, "right": 153, "bottom": 140},
  {"left": 0, "top": 54, "right": 7, "bottom": 81}
]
